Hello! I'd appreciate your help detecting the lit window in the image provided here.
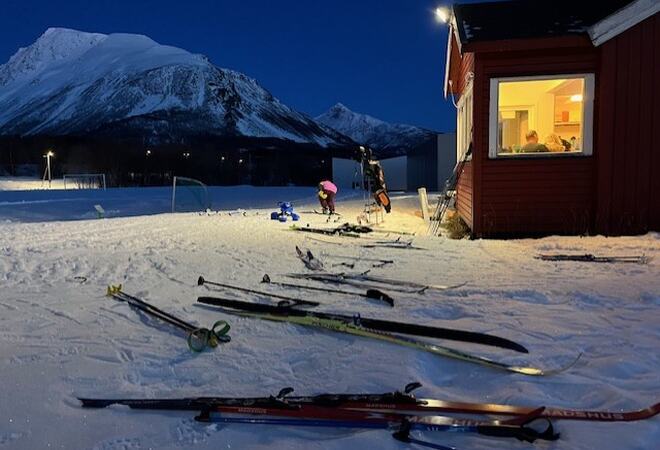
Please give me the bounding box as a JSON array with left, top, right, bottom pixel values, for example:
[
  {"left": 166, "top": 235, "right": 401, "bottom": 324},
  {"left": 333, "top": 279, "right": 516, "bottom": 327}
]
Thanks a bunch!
[
  {"left": 489, "top": 74, "right": 594, "bottom": 158},
  {"left": 456, "top": 79, "right": 473, "bottom": 162}
]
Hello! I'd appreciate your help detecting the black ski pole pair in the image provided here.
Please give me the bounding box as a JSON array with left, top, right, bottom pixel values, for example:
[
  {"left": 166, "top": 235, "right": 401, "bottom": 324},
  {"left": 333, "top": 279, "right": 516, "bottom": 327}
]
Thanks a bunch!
[
  {"left": 107, "top": 285, "right": 230, "bottom": 352},
  {"left": 198, "top": 275, "right": 394, "bottom": 307}
]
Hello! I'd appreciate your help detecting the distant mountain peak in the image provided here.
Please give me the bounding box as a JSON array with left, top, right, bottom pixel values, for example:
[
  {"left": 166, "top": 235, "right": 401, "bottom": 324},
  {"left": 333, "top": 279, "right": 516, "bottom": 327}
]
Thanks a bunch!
[
  {"left": 316, "top": 104, "right": 437, "bottom": 157},
  {"left": 329, "top": 102, "right": 351, "bottom": 112},
  {"left": 0, "top": 28, "right": 106, "bottom": 87},
  {"left": 0, "top": 29, "right": 352, "bottom": 148}
]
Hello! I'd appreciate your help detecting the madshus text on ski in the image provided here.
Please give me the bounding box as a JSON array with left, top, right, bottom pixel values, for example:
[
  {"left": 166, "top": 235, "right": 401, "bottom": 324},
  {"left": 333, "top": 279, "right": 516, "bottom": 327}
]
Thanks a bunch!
[{"left": 82, "top": 245, "right": 658, "bottom": 449}]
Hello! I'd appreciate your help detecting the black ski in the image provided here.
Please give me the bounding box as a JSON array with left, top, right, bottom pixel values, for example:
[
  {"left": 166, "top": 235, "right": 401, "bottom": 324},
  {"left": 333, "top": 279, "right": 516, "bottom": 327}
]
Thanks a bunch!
[
  {"left": 261, "top": 274, "right": 394, "bottom": 307},
  {"left": 295, "top": 246, "right": 324, "bottom": 271},
  {"left": 536, "top": 254, "right": 649, "bottom": 264},
  {"left": 291, "top": 224, "right": 361, "bottom": 238},
  {"left": 196, "top": 296, "right": 528, "bottom": 353},
  {"left": 80, "top": 382, "right": 659, "bottom": 422},
  {"left": 313, "top": 209, "right": 342, "bottom": 217},
  {"left": 361, "top": 239, "right": 427, "bottom": 251},
  {"left": 321, "top": 252, "right": 395, "bottom": 267}
]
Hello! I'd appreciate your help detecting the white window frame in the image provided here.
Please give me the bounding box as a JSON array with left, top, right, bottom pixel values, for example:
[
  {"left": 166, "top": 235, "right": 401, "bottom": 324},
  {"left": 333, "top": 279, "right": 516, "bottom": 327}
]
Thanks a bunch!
[
  {"left": 456, "top": 79, "right": 473, "bottom": 162},
  {"left": 488, "top": 73, "right": 595, "bottom": 159}
]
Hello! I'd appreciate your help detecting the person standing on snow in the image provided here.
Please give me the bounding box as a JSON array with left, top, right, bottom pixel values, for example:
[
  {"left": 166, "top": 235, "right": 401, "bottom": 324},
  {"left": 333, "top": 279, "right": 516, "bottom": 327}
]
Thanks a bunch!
[{"left": 317, "top": 180, "right": 338, "bottom": 214}]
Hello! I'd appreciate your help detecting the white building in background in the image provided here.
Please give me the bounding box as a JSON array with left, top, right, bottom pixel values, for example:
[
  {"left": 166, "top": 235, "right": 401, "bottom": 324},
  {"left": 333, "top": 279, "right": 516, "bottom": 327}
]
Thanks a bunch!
[{"left": 332, "top": 133, "right": 456, "bottom": 193}]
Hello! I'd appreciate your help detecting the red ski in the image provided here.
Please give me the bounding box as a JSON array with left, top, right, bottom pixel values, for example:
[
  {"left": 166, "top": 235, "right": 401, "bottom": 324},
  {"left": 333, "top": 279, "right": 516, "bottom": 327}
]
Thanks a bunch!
[{"left": 346, "top": 397, "right": 660, "bottom": 422}]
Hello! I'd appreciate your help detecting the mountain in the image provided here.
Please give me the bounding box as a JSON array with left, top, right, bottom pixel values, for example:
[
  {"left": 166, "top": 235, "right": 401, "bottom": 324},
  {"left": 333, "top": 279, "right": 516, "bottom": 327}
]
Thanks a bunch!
[
  {"left": 0, "top": 28, "right": 351, "bottom": 147},
  {"left": 316, "top": 103, "right": 438, "bottom": 157}
]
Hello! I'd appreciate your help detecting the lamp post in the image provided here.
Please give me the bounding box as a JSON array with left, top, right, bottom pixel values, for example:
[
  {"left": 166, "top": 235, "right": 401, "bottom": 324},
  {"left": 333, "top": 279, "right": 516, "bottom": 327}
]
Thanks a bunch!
[{"left": 42, "top": 150, "right": 55, "bottom": 188}]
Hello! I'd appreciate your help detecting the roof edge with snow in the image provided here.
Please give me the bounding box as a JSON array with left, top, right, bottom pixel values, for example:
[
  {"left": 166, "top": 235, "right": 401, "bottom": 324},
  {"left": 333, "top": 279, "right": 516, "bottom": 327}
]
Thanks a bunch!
[{"left": 589, "top": 0, "right": 660, "bottom": 46}]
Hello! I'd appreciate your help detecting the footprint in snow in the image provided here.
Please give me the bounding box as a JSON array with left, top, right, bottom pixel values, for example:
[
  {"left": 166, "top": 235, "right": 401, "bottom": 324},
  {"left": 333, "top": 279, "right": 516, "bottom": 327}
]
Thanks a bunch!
[
  {"left": 92, "top": 437, "right": 141, "bottom": 450},
  {"left": 0, "top": 432, "right": 28, "bottom": 446}
]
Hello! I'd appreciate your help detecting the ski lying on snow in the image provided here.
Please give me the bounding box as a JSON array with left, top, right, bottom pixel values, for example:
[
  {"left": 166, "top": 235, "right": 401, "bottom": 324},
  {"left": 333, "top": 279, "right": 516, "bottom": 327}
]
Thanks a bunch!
[
  {"left": 536, "top": 254, "right": 649, "bottom": 264},
  {"left": 196, "top": 410, "right": 558, "bottom": 447},
  {"left": 309, "top": 209, "right": 342, "bottom": 217},
  {"left": 196, "top": 297, "right": 579, "bottom": 376},
  {"left": 287, "top": 272, "right": 467, "bottom": 294},
  {"left": 290, "top": 224, "right": 362, "bottom": 238},
  {"left": 295, "top": 246, "right": 324, "bottom": 271},
  {"left": 361, "top": 241, "right": 427, "bottom": 251},
  {"left": 196, "top": 296, "right": 527, "bottom": 352},
  {"left": 79, "top": 383, "right": 660, "bottom": 423},
  {"left": 79, "top": 393, "right": 558, "bottom": 449},
  {"left": 320, "top": 252, "right": 395, "bottom": 267}
]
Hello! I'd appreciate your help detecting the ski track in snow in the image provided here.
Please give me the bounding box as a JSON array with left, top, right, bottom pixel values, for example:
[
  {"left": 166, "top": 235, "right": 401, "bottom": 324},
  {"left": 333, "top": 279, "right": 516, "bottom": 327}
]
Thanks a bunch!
[{"left": 0, "top": 187, "right": 659, "bottom": 449}]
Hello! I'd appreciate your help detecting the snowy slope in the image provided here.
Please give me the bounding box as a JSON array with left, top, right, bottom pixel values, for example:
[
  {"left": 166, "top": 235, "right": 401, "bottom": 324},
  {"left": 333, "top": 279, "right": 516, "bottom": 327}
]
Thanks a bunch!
[
  {"left": 316, "top": 103, "right": 437, "bottom": 156},
  {"left": 0, "top": 29, "right": 350, "bottom": 147},
  {"left": 0, "top": 187, "right": 659, "bottom": 450}
]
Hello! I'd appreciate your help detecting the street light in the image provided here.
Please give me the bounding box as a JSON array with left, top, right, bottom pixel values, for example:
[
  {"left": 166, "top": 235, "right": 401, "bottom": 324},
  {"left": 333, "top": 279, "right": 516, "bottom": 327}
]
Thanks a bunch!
[
  {"left": 435, "top": 6, "right": 450, "bottom": 23},
  {"left": 146, "top": 149, "right": 152, "bottom": 156},
  {"left": 42, "top": 150, "right": 55, "bottom": 188}
]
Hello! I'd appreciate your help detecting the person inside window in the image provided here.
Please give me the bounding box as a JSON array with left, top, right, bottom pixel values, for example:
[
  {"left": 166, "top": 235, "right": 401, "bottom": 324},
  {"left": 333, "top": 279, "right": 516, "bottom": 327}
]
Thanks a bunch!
[
  {"left": 545, "top": 133, "right": 566, "bottom": 152},
  {"left": 521, "top": 130, "right": 548, "bottom": 153}
]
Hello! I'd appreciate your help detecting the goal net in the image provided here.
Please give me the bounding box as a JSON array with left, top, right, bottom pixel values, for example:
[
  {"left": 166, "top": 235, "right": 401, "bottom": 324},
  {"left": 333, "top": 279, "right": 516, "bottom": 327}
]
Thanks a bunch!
[
  {"left": 171, "top": 176, "right": 212, "bottom": 213},
  {"left": 63, "top": 173, "right": 106, "bottom": 190}
]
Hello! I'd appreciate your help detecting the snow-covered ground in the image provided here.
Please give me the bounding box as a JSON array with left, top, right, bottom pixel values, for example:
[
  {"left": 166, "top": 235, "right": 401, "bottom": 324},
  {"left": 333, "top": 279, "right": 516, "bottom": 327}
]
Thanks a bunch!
[
  {"left": 0, "top": 184, "right": 658, "bottom": 450},
  {"left": 0, "top": 176, "right": 66, "bottom": 191},
  {"left": 0, "top": 186, "right": 330, "bottom": 225}
]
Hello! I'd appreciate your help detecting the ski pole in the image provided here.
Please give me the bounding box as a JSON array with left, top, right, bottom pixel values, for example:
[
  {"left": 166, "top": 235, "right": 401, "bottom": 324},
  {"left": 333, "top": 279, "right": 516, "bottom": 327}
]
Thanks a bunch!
[
  {"left": 197, "top": 276, "right": 320, "bottom": 308},
  {"left": 107, "top": 285, "right": 230, "bottom": 352},
  {"left": 261, "top": 274, "right": 394, "bottom": 307}
]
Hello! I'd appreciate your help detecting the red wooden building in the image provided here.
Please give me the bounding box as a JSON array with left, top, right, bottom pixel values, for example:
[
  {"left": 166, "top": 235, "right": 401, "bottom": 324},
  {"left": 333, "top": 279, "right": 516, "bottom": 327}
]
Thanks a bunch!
[{"left": 443, "top": 0, "right": 659, "bottom": 237}]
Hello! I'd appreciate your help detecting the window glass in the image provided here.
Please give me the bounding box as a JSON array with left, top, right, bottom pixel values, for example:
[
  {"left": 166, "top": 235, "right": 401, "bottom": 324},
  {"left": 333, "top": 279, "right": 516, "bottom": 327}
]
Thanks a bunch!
[
  {"left": 497, "top": 78, "right": 586, "bottom": 155},
  {"left": 457, "top": 82, "right": 473, "bottom": 161}
]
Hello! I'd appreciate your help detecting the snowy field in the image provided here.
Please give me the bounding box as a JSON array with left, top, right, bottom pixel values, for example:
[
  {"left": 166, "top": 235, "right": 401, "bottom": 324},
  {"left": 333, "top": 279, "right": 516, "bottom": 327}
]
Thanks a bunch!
[
  {"left": 0, "top": 183, "right": 658, "bottom": 450},
  {"left": 0, "top": 177, "right": 67, "bottom": 191}
]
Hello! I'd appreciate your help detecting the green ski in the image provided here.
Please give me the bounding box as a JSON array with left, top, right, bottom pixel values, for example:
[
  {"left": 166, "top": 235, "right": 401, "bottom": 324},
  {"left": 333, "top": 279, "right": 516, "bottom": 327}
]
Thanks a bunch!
[{"left": 197, "top": 297, "right": 579, "bottom": 376}]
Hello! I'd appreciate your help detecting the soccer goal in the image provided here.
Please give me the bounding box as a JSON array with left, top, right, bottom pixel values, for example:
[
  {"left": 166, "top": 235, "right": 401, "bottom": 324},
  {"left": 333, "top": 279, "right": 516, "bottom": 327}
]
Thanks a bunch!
[
  {"left": 63, "top": 173, "right": 106, "bottom": 190},
  {"left": 171, "top": 176, "right": 212, "bottom": 213}
]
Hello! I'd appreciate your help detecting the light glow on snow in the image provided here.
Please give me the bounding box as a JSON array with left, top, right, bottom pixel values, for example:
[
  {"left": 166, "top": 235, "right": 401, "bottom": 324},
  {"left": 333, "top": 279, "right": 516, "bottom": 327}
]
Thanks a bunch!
[{"left": 0, "top": 185, "right": 658, "bottom": 449}]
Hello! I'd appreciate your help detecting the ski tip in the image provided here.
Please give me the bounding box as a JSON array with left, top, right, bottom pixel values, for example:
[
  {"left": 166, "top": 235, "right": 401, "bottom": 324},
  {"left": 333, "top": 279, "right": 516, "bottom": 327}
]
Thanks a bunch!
[
  {"left": 78, "top": 398, "right": 114, "bottom": 408},
  {"left": 535, "top": 352, "right": 583, "bottom": 376},
  {"left": 197, "top": 276, "right": 205, "bottom": 286},
  {"left": 404, "top": 381, "right": 423, "bottom": 394},
  {"left": 511, "top": 342, "right": 529, "bottom": 354},
  {"left": 276, "top": 387, "right": 295, "bottom": 399},
  {"left": 367, "top": 289, "right": 395, "bottom": 307}
]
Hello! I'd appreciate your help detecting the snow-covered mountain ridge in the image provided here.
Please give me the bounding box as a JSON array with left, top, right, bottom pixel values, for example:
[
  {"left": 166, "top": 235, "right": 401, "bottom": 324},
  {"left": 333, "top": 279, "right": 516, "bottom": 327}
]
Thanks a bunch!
[
  {"left": 0, "top": 28, "right": 350, "bottom": 147},
  {"left": 316, "top": 103, "right": 438, "bottom": 156}
]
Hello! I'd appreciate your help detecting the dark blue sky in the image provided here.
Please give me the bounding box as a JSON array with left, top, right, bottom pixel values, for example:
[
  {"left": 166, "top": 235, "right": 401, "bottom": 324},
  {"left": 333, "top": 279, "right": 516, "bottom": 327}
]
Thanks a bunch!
[{"left": 0, "top": 0, "right": 460, "bottom": 131}]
